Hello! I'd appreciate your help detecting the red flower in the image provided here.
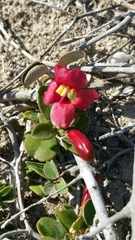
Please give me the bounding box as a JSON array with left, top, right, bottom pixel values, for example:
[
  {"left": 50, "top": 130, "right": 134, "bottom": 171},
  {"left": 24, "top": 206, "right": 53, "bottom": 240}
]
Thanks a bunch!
[{"left": 43, "top": 64, "right": 99, "bottom": 129}]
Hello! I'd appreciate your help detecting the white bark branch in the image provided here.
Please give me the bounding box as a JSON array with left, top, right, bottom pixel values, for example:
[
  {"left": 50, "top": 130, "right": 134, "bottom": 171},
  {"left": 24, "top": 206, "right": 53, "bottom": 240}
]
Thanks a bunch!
[{"left": 74, "top": 154, "right": 117, "bottom": 240}]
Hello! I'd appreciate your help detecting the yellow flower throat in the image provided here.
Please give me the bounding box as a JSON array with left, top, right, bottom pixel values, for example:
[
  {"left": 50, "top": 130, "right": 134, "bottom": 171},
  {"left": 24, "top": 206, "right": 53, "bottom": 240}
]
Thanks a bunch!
[{"left": 56, "top": 85, "right": 76, "bottom": 102}]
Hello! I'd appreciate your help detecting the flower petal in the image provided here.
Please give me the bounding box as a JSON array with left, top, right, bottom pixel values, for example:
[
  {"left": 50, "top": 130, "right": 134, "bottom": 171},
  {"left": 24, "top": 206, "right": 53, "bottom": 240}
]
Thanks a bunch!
[
  {"left": 54, "top": 64, "right": 69, "bottom": 85},
  {"left": 51, "top": 103, "right": 75, "bottom": 129},
  {"left": 43, "top": 81, "right": 61, "bottom": 105},
  {"left": 54, "top": 64, "right": 87, "bottom": 90},
  {"left": 73, "top": 89, "right": 99, "bottom": 110},
  {"left": 68, "top": 68, "right": 87, "bottom": 90}
]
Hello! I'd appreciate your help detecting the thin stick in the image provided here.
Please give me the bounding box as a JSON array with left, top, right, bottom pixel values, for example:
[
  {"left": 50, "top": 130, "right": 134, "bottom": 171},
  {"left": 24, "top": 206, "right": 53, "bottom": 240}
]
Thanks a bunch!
[
  {"left": 28, "top": 0, "right": 75, "bottom": 17},
  {"left": 0, "top": 90, "right": 37, "bottom": 102},
  {"left": 113, "top": 0, "right": 135, "bottom": 11},
  {"left": 0, "top": 107, "right": 20, "bottom": 160},
  {"left": 74, "top": 154, "right": 117, "bottom": 240},
  {"left": 99, "top": 123, "right": 135, "bottom": 141},
  {"left": 99, "top": 147, "right": 133, "bottom": 171},
  {"left": 79, "top": 204, "right": 130, "bottom": 239},
  {"left": 80, "top": 63, "right": 135, "bottom": 75},
  {"left": 0, "top": 24, "right": 38, "bottom": 62},
  {"left": 130, "top": 148, "right": 135, "bottom": 239},
  {"left": 77, "top": 11, "right": 135, "bottom": 50},
  {"left": 40, "top": 6, "right": 117, "bottom": 59},
  {"left": 0, "top": 229, "right": 32, "bottom": 240},
  {"left": 1, "top": 175, "right": 81, "bottom": 229},
  {"left": 14, "top": 152, "right": 40, "bottom": 239}
]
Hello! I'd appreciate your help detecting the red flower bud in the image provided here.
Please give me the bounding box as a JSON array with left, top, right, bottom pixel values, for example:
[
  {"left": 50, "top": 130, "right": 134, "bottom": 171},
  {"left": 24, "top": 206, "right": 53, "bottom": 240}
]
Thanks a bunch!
[
  {"left": 81, "top": 186, "right": 91, "bottom": 207},
  {"left": 67, "top": 129, "right": 95, "bottom": 162}
]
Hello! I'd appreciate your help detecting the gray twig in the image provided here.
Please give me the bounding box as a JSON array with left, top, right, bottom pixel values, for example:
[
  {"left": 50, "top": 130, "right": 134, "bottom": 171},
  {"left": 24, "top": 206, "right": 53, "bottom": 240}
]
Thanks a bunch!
[
  {"left": 77, "top": 10, "right": 135, "bottom": 50},
  {"left": 0, "top": 229, "right": 32, "bottom": 240},
  {"left": 27, "top": 0, "right": 75, "bottom": 17},
  {"left": 80, "top": 63, "right": 135, "bottom": 74},
  {"left": 0, "top": 107, "right": 20, "bottom": 160},
  {"left": 99, "top": 123, "right": 135, "bottom": 141},
  {"left": 74, "top": 154, "right": 117, "bottom": 240},
  {"left": 99, "top": 147, "right": 133, "bottom": 171},
  {"left": 0, "top": 24, "right": 38, "bottom": 62},
  {"left": 79, "top": 147, "right": 135, "bottom": 239},
  {"left": 0, "top": 175, "right": 81, "bottom": 229}
]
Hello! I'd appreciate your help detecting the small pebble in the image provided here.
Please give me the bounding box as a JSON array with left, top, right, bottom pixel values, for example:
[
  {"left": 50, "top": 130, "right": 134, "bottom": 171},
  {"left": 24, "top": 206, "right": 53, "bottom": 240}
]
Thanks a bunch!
[{"left": 95, "top": 107, "right": 102, "bottom": 116}]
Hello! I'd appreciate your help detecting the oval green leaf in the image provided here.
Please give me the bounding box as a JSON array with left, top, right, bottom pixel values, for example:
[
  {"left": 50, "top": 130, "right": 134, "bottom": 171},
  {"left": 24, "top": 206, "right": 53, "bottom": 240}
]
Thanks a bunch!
[
  {"left": 43, "top": 160, "right": 59, "bottom": 180},
  {"left": 44, "top": 181, "right": 57, "bottom": 198},
  {"left": 0, "top": 184, "right": 14, "bottom": 201},
  {"left": 36, "top": 217, "right": 65, "bottom": 239},
  {"left": 73, "top": 112, "right": 91, "bottom": 131},
  {"left": 70, "top": 215, "right": 85, "bottom": 234},
  {"left": 27, "top": 160, "right": 47, "bottom": 178},
  {"left": 55, "top": 208, "right": 78, "bottom": 232},
  {"left": 55, "top": 177, "right": 68, "bottom": 194},
  {"left": 61, "top": 138, "right": 78, "bottom": 155},
  {"left": 83, "top": 199, "right": 95, "bottom": 226},
  {"left": 32, "top": 123, "right": 56, "bottom": 140},
  {"left": 23, "top": 110, "right": 38, "bottom": 122},
  {"left": 40, "top": 237, "right": 56, "bottom": 240},
  {"left": 28, "top": 180, "right": 45, "bottom": 197},
  {"left": 24, "top": 132, "right": 59, "bottom": 162},
  {"left": 38, "top": 85, "right": 52, "bottom": 121},
  {"left": 22, "top": 62, "right": 49, "bottom": 88},
  {"left": 58, "top": 50, "right": 85, "bottom": 66}
]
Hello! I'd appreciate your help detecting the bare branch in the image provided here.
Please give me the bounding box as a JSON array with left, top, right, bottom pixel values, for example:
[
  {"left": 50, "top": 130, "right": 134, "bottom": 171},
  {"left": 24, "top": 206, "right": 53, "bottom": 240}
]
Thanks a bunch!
[
  {"left": 81, "top": 62, "right": 135, "bottom": 73},
  {"left": 0, "top": 24, "right": 38, "bottom": 62},
  {"left": 74, "top": 154, "right": 117, "bottom": 240},
  {"left": 28, "top": 0, "right": 75, "bottom": 17},
  {"left": 0, "top": 175, "right": 81, "bottom": 229},
  {"left": 0, "top": 107, "right": 20, "bottom": 160},
  {"left": 77, "top": 11, "right": 135, "bottom": 50},
  {"left": 79, "top": 204, "right": 130, "bottom": 239},
  {"left": 0, "top": 90, "right": 37, "bottom": 102},
  {"left": 0, "top": 229, "right": 38, "bottom": 240}
]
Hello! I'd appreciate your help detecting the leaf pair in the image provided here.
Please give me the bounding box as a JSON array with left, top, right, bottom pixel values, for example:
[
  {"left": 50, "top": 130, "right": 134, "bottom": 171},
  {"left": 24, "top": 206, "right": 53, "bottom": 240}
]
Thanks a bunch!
[{"left": 27, "top": 160, "right": 68, "bottom": 197}]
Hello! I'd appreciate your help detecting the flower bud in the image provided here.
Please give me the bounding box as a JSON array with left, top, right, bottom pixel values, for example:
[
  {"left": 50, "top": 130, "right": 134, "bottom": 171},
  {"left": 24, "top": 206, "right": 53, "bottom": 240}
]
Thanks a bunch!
[
  {"left": 67, "top": 129, "right": 95, "bottom": 162},
  {"left": 81, "top": 186, "right": 91, "bottom": 207}
]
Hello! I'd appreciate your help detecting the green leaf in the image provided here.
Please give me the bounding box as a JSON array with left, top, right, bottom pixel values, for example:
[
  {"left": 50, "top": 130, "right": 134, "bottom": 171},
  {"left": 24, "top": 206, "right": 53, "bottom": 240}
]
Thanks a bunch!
[
  {"left": 44, "top": 181, "right": 58, "bottom": 198},
  {"left": 39, "top": 113, "right": 48, "bottom": 123},
  {"left": 61, "top": 138, "right": 78, "bottom": 155},
  {"left": 70, "top": 215, "right": 85, "bottom": 234},
  {"left": 21, "top": 62, "right": 49, "bottom": 87},
  {"left": 38, "top": 85, "right": 52, "bottom": 121},
  {"left": 24, "top": 132, "right": 59, "bottom": 162},
  {"left": 32, "top": 123, "right": 56, "bottom": 140},
  {"left": 27, "top": 160, "right": 47, "bottom": 178},
  {"left": 43, "top": 160, "right": 59, "bottom": 180},
  {"left": 73, "top": 112, "right": 91, "bottom": 132},
  {"left": 0, "top": 184, "right": 14, "bottom": 201},
  {"left": 28, "top": 180, "right": 45, "bottom": 196},
  {"left": 83, "top": 199, "right": 95, "bottom": 226},
  {"left": 62, "top": 203, "right": 75, "bottom": 211},
  {"left": 58, "top": 50, "right": 85, "bottom": 66},
  {"left": 55, "top": 208, "right": 78, "bottom": 233},
  {"left": 55, "top": 177, "right": 68, "bottom": 194},
  {"left": 36, "top": 217, "right": 65, "bottom": 239},
  {"left": 40, "top": 237, "right": 56, "bottom": 240},
  {"left": 23, "top": 110, "right": 38, "bottom": 122}
]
